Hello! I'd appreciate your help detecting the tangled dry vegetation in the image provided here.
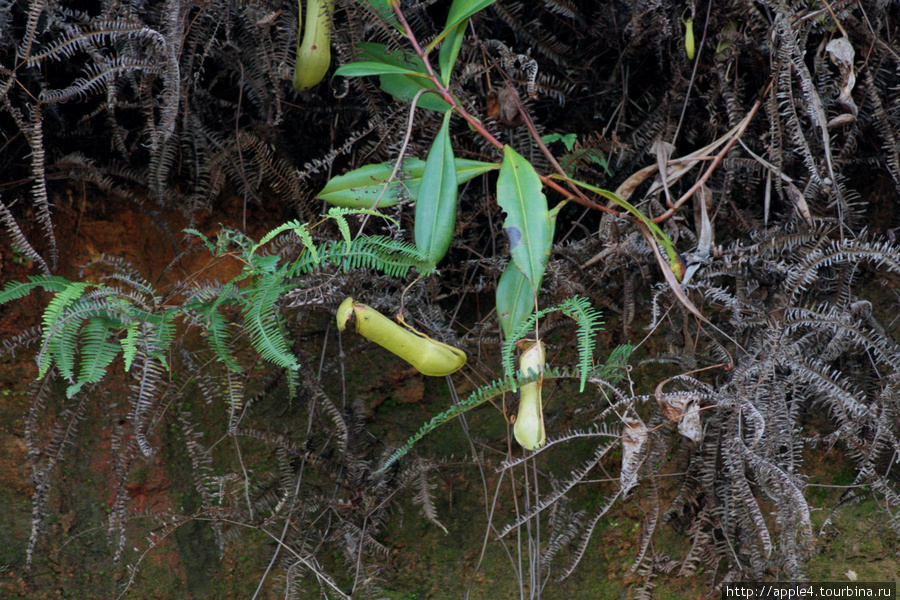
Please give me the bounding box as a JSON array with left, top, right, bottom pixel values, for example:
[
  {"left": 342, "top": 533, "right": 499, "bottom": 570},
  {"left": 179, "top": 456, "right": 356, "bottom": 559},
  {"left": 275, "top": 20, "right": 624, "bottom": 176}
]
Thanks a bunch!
[{"left": 3, "top": 0, "right": 900, "bottom": 597}]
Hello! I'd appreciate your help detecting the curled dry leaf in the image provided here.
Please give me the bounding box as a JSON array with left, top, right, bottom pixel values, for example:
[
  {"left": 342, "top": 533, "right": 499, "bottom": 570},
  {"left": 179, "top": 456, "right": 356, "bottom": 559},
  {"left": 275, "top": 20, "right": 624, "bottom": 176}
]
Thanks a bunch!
[
  {"left": 656, "top": 391, "right": 704, "bottom": 444},
  {"left": 486, "top": 86, "right": 524, "bottom": 128},
  {"left": 825, "top": 37, "right": 858, "bottom": 125},
  {"left": 785, "top": 181, "right": 813, "bottom": 226},
  {"left": 620, "top": 417, "right": 648, "bottom": 495},
  {"left": 694, "top": 183, "right": 714, "bottom": 261}
]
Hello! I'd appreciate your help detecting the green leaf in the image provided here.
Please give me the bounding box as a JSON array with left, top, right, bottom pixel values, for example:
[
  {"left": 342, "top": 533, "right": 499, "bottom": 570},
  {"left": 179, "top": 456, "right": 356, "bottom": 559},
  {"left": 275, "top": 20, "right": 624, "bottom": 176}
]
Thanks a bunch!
[
  {"left": 318, "top": 158, "right": 497, "bottom": 208},
  {"left": 497, "top": 145, "right": 551, "bottom": 288},
  {"left": 334, "top": 61, "right": 426, "bottom": 78},
  {"left": 495, "top": 200, "right": 564, "bottom": 340},
  {"left": 541, "top": 132, "right": 578, "bottom": 151},
  {"left": 379, "top": 77, "right": 448, "bottom": 113},
  {"left": 495, "top": 199, "right": 566, "bottom": 340},
  {"left": 318, "top": 159, "right": 424, "bottom": 208},
  {"left": 496, "top": 261, "right": 536, "bottom": 339},
  {"left": 555, "top": 175, "right": 683, "bottom": 278},
  {"left": 414, "top": 111, "right": 457, "bottom": 264},
  {"left": 438, "top": 18, "right": 467, "bottom": 87},
  {"left": 427, "top": 0, "right": 498, "bottom": 54},
  {"left": 357, "top": 43, "right": 451, "bottom": 112}
]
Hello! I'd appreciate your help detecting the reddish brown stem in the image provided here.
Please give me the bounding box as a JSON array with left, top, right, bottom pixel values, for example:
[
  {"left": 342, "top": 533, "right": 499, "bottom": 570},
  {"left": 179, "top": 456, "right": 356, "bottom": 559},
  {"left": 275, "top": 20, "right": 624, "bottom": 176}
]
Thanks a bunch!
[{"left": 391, "top": 3, "right": 504, "bottom": 151}]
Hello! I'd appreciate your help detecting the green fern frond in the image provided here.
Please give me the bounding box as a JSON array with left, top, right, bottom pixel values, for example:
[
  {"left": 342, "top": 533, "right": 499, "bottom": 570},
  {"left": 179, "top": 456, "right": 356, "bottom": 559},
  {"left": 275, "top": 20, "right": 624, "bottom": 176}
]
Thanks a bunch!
[
  {"left": 327, "top": 207, "right": 401, "bottom": 243},
  {"left": 294, "top": 225, "right": 319, "bottom": 264},
  {"left": 0, "top": 275, "right": 72, "bottom": 305},
  {"left": 249, "top": 219, "right": 309, "bottom": 256},
  {"left": 50, "top": 309, "right": 84, "bottom": 384},
  {"left": 67, "top": 317, "right": 121, "bottom": 397},
  {"left": 185, "top": 227, "right": 255, "bottom": 257},
  {"left": 377, "top": 367, "right": 581, "bottom": 473},
  {"left": 38, "top": 282, "right": 92, "bottom": 379},
  {"left": 559, "top": 147, "right": 611, "bottom": 177},
  {"left": 331, "top": 210, "right": 353, "bottom": 244},
  {"left": 183, "top": 228, "right": 215, "bottom": 253},
  {"left": 203, "top": 308, "right": 242, "bottom": 373},
  {"left": 286, "top": 368, "right": 299, "bottom": 399},
  {"left": 597, "top": 343, "right": 633, "bottom": 384},
  {"left": 183, "top": 285, "right": 241, "bottom": 369},
  {"left": 291, "top": 235, "right": 435, "bottom": 278},
  {"left": 559, "top": 296, "right": 604, "bottom": 391},
  {"left": 121, "top": 323, "right": 139, "bottom": 371},
  {"left": 148, "top": 311, "right": 177, "bottom": 368},
  {"left": 241, "top": 270, "right": 298, "bottom": 371}
]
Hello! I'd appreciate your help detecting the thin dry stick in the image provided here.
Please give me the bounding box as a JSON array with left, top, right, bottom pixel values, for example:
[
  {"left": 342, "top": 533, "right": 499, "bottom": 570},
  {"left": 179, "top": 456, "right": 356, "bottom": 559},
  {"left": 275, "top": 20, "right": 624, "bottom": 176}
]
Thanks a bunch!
[
  {"left": 356, "top": 87, "right": 432, "bottom": 236},
  {"left": 651, "top": 81, "right": 772, "bottom": 223}
]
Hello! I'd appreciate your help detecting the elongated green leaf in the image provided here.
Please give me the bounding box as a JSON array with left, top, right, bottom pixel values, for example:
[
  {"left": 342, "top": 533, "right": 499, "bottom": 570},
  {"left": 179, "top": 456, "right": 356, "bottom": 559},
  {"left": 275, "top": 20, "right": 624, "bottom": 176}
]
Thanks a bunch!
[
  {"left": 318, "top": 158, "right": 497, "bottom": 208},
  {"left": 334, "top": 61, "right": 426, "bottom": 78},
  {"left": 415, "top": 111, "right": 457, "bottom": 264},
  {"left": 497, "top": 146, "right": 551, "bottom": 287},
  {"left": 554, "top": 175, "right": 684, "bottom": 279},
  {"left": 379, "top": 76, "right": 448, "bottom": 112},
  {"left": 495, "top": 200, "right": 565, "bottom": 338},
  {"left": 357, "top": 43, "right": 451, "bottom": 112},
  {"left": 496, "top": 262, "right": 535, "bottom": 339},
  {"left": 319, "top": 158, "right": 424, "bottom": 208},
  {"left": 438, "top": 18, "right": 467, "bottom": 87},
  {"left": 455, "top": 160, "right": 498, "bottom": 184},
  {"left": 427, "top": 0, "right": 498, "bottom": 54}
]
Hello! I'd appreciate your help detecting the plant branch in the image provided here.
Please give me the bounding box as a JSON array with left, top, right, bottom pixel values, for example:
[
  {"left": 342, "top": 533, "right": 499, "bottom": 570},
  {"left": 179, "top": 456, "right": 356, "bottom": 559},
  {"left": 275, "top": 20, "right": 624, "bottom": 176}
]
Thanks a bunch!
[{"left": 391, "top": 2, "right": 504, "bottom": 151}]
